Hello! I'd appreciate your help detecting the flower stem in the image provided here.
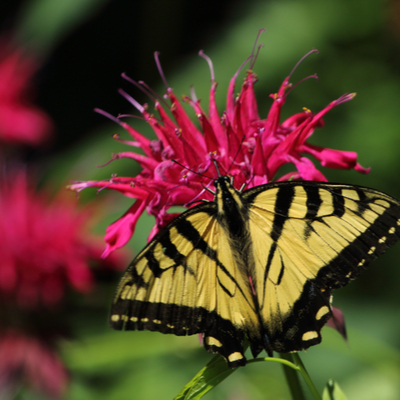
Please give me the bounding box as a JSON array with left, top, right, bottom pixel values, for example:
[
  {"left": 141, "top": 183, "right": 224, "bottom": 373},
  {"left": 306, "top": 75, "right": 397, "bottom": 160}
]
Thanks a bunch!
[
  {"left": 279, "top": 353, "right": 307, "bottom": 400},
  {"left": 249, "top": 353, "right": 321, "bottom": 399},
  {"left": 290, "top": 353, "right": 322, "bottom": 400}
]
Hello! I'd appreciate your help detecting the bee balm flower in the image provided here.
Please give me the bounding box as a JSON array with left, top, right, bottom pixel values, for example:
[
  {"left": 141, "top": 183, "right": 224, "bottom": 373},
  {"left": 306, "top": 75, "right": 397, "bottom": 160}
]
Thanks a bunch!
[
  {"left": 0, "top": 42, "right": 53, "bottom": 147},
  {"left": 0, "top": 169, "right": 124, "bottom": 398},
  {"left": 70, "top": 49, "right": 369, "bottom": 258},
  {"left": 0, "top": 170, "right": 120, "bottom": 308},
  {"left": 0, "top": 330, "right": 68, "bottom": 399}
]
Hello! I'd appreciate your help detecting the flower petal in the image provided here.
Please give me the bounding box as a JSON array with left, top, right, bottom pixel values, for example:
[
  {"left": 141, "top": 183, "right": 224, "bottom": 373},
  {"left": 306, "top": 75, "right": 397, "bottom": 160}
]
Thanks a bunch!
[{"left": 102, "top": 199, "right": 148, "bottom": 258}]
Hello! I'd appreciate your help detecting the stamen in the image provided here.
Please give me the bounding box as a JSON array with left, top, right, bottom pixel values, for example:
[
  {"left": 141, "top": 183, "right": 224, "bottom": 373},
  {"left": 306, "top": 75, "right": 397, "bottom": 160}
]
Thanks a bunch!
[
  {"left": 121, "top": 73, "right": 157, "bottom": 103},
  {"left": 112, "top": 134, "right": 141, "bottom": 147},
  {"left": 96, "top": 177, "right": 121, "bottom": 194},
  {"left": 171, "top": 159, "right": 212, "bottom": 180},
  {"left": 249, "top": 28, "right": 266, "bottom": 70},
  {"left": 94, "top": 108, "right": 123, "bottom": 125},
  {"left": 154, "top": 51, "right": 170, "bottom": 89},
  {"left": 232, "top": 55, "right": 253, "bottom": 83},
  {"left": 227, "top": 135, "right": 246, "bottom": 173},
  {"left": 289, "top": 49, "right": 319, "bottom": 79},
  {"left": 96, "top": 154, "right": 119, "bottom": 168},
  {"left": 285, "top": 73, "right": 319, "bottom": 96},
  {"left": 336, "top": 92, "right": 356, "bottom": 105},
  {"left": 198, "top": 50, "right": 215, "bottom": 82},
  {"left": 121, "top": 73, "right": 171, "bottom": 109},
  {"left": 245, "top": 167, "right": 256, "bottom": 188},
  {"left": 117, "top": 111, "right": 173, "bottom": 131},
  {"left": 138, "top": 80, "right": 169, "bottom": 107},
  {"left": 118, "top": 89, "right": 145, "bottom": 113},
  {"left": 190, "top": 86, "right": 198, "bottom": 102},
  {"left": 117, "top": 114, "right": 145, "bottom": 120},
  {"left": 249, "top": 44, "right": 265, "bottom": 70}
]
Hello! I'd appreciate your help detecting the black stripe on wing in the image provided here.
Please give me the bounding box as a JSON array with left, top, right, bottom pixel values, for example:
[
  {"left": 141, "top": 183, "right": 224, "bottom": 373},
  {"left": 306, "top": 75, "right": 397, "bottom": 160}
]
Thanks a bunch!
[
  {"left": 264, "top": 280, "right": 332, "bottom": 352},
  {"left": 261, "top": 185, "right": 294, "bottom": 296},
  {"left": 111, "top": 300, "right": 247, "bottom": 368},
  {"left": 265, "top": 199, "right": 400, "bottom": 352},
  {"left": 304, "top": 185, "right": 322, "bottom": 219},
  {"left": 318, "top": 198, "right": 400, "bottom": 288}
]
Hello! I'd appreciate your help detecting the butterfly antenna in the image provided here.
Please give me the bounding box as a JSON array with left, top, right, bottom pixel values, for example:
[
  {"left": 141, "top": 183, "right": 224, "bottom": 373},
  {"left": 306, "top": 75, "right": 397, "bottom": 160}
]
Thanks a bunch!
[
  {"left": 192, "top": 181, "right": 216, "bottom": 202},
  {"left": 179, "top": 180, "right": 216, "bottom": 208},
  {"left": 165, "top": 182, "right": 212, "bottom": 208},
  {"left": 171, "top": 159, "right": 212, "bottom": 180},
  {"left": 202, "top": 181, "right": 216, "bottom": 195},
  {"left": 213, "top": 159, "right": 222, "bottom": 177},
  {"left": 239, "top": 165, "right": 256, "bottom": 193}
]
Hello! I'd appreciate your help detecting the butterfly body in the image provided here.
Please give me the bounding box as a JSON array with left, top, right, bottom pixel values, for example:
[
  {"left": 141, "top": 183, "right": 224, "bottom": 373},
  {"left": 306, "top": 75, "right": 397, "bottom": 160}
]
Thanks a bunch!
[{"left": 110, "top": 178, "right": 400, "bottom": 368}]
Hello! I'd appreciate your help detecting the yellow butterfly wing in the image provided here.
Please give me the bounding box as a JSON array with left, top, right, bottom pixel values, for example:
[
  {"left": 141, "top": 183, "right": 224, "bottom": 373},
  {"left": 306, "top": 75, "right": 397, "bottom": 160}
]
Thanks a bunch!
[
  {"left": 244, "top": 181, "right": 400, "bottom": 353},
  {"left": 111, "top": 177, "right": 400, "bottom": 367},
  {"left": 110, "top": 201, "right": 260, "bottom": 367}
]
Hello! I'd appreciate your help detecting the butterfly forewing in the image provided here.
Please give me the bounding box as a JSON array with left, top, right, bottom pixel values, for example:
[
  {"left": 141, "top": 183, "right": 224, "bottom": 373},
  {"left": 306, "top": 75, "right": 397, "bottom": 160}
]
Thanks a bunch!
[{"left": 244, "top": 181, "right": 400, "bottom": 352}]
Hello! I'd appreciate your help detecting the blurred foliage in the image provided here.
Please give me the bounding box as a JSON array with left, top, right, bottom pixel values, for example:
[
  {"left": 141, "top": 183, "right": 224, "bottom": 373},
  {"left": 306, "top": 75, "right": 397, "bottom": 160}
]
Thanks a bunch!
[
  {"left": 16, "top": 0, "right": 110, "bottom": 55},
  {"left": 3, "top": 0, "right": 400, "bottom": 399},
  {"left": 322, "top": 381, "right": 348, "bottom": 400}
]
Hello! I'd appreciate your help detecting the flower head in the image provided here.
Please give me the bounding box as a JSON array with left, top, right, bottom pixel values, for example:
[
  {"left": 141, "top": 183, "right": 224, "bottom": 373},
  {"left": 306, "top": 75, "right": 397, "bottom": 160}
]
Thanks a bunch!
[
  {"left": 0, "top": 330, "right": 68, "bottom": 399},
  {"left": 0, "top": 168, "right": 125, "bottom": 398},
  {"left": 0, "top": 169, "right": 121, "bottom": 309},
  {"left": 70, "top": 48, "right": 369, "bottom": 258},
  {"left": 0, "top": 40, "right": 53, "bottom": 147}
]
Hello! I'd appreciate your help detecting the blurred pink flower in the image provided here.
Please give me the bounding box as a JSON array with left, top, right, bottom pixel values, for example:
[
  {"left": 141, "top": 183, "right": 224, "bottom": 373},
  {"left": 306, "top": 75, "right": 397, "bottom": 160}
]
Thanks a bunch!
[
  {"left": 0, "top": 170, "right": 121, "bottom": 309},
  {"left": 0, "top": 42, "right": 53, "bottom": 147},
  {"left": 70, "top": 49, "right": 369, "bottom": 258},
  {"left": 0, "top": 330, "right": 68, "bottom": 399},
  {"left": 0, "top": 168, "right": 126, "bottom": 398}
]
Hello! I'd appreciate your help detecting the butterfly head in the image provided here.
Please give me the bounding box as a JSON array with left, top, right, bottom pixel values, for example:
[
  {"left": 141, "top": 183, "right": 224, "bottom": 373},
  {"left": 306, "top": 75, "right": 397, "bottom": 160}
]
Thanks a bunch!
[
  {"left": 213, "top": 176, "right": 234, "bottom": 195},
  {"left": 214, "top": 175, "right": 245, "bottom": 217}
]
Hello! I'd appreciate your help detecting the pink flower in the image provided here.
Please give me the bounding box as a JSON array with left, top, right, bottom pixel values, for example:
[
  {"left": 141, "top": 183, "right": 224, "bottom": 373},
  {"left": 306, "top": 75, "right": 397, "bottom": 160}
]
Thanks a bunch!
[
  {"left": 0, "top": 41, "right": 53, "bottom": 147},
  {"left": 70, "top": 48, "right": 369, "bottom": 258},
  {"left": 0, "top": 330, "right": 68, "bottom": 399},
  {"left": 0, "top": 169, "right": 121, "bottom": 309},
  {"left": 0, "top": 169, "right": 126, "bottom": 398}
]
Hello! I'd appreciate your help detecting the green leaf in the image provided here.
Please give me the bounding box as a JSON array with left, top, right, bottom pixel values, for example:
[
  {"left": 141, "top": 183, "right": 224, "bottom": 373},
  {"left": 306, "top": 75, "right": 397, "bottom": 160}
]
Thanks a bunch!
[
  {"left": 63, "top": 331, "right": 198, "bottom": 370},
  {"left": 322, "top": 380, "right": 348, "bottom": 400},
  {"left": 173, "top": 354, "right": 237, "bottom": 400}
]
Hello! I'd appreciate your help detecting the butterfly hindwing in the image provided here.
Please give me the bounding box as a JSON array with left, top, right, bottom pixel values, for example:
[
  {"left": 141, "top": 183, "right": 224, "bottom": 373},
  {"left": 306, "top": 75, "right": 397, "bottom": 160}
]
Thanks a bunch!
[
  {"left": 244, "top": 181, "right": 400, "bottom": 353},
  {"left": 110, "top": 200, "right": 261, "bottom": 367}
]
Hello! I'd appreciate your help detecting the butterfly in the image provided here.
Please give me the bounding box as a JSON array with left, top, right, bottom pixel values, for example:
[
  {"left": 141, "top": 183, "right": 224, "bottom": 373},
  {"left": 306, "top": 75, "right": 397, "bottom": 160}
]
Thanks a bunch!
[{"left": 110, "top": 176, "right": 400, "bottom": 368}]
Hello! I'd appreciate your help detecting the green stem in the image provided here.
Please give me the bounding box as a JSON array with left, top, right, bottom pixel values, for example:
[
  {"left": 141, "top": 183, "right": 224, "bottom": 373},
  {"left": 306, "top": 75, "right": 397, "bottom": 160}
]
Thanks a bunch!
[
  {"left": 279, "top": 353, "right": 307, "bottom": 400},
  {"left": 248, "top": 356, "right": 299, "bottom": 370},
  {"left": 291, "top": 353, "right": 322, "bottom": 400},
  {"left": 248, "top": 355, "right": 306, "bottom": 400},
  {"left": 249, "top": 354, "right": 322, "bottom": 400}
]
